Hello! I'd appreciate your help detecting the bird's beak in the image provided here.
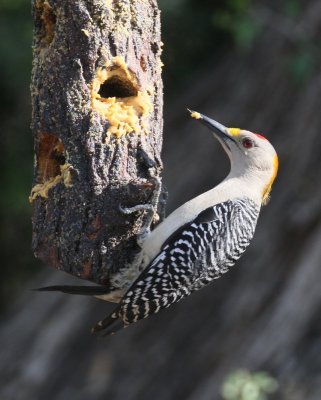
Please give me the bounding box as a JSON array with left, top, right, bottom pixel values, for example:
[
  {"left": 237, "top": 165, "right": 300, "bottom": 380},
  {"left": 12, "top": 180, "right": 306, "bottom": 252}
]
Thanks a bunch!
[{"left": 188, "top": 110, "right": 237, "bottom": 148}]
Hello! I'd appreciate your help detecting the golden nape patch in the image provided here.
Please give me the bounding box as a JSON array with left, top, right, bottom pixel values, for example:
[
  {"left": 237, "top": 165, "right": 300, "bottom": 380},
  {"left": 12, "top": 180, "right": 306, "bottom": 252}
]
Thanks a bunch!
[
  {"left": 228, "top": 128, "right": 241, "bottom": 137},
  {"left": 91, "top": 56, "right": 153, "bottom": 139},
  {"left": 262, "top": 154, "right": 279, "bottom": 205}
]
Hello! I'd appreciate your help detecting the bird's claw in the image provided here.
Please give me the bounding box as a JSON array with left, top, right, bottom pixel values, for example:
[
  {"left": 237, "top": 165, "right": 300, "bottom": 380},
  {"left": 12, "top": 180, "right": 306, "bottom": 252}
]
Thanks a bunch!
[{"left": 119, "top": 204, "right": 154, "bottom": 215}]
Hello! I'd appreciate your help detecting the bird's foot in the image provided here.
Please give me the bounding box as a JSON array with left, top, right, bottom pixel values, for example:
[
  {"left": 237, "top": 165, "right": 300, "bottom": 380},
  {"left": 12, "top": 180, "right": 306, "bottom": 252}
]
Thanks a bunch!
[
  {"left": 119, "top": 204, "right": 154, "bottom": 215},
  {"left": 120, "top": 174, "right": 162, "bottom": 248}
]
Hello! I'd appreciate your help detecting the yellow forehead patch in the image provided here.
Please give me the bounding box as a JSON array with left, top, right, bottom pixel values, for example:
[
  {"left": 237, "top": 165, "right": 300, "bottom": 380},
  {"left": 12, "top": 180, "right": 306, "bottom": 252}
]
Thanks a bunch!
[{"left": 228, "top": 128, "right": 241, "bottom": 137}]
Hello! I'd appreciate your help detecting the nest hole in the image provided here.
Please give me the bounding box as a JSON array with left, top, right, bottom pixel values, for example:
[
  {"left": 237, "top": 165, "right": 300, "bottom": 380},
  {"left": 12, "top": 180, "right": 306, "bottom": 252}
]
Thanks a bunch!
[
  {"left": 37, "top": 133, "right": 65, "bottom": 182},
  {"left": 36, "top": 0, "right": 56, "bottom": 46},
  {"left": 98, "top": 76, "right": 138, "bottom": 99}
]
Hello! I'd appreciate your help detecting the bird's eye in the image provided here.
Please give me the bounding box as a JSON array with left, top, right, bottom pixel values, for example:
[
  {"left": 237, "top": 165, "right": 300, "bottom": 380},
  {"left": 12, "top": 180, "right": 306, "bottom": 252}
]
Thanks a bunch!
[{"left": 242, "top": 138, "right": 254, "bottom": 149}]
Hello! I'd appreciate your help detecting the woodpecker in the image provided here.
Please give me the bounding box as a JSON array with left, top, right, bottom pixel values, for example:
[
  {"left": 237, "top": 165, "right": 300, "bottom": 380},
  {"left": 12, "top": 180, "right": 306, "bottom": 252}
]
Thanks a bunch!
[{"left": 36, "top": 111, "right": 278, "bottom": 336}]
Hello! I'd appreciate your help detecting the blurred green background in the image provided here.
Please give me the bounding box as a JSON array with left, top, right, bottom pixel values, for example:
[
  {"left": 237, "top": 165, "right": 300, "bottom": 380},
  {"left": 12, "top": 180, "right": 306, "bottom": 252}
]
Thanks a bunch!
[{"left": 0, "top": 0, "right": 36, "bottom": 309}]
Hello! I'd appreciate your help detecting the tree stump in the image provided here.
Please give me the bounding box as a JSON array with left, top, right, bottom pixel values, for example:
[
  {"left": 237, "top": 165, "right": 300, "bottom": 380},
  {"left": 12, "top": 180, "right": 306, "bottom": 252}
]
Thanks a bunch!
[{"left": 30, "top": 0, "right": 163, "bottom": 288}]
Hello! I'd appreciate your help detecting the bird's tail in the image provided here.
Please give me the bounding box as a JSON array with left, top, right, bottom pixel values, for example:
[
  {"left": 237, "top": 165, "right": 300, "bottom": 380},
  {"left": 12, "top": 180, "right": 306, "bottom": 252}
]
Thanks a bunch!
[
  {"left": 34, "top": 285, "right": 127, "bottom": 335},
  {"left": 33, "top": 285, "right": 124, "bottom": 303},
  {"left": 33, "top": 285, "right": 111, "bottom": 296},
  {"left": 92, "top": 307, "right": 126, "bottom": 337}
]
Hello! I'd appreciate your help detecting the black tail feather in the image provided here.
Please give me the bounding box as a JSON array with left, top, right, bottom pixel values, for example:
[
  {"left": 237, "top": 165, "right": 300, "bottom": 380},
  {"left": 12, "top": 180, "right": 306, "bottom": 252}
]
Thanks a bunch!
[
  {"left": 92, "top": 306, "right": 125, "bottom": 336},
  {"left": 34, "top": 285, "right": 126, "bottom": 336},
  {"left": 33, "top": 285, "right": 110, "bottom": 296}
]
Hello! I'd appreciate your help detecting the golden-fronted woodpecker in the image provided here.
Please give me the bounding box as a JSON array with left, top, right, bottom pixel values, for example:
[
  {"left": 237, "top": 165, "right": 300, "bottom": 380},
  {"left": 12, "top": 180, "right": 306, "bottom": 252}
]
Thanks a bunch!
[{"left": 36, "top": 111, "right": 278, "bottom": 336}]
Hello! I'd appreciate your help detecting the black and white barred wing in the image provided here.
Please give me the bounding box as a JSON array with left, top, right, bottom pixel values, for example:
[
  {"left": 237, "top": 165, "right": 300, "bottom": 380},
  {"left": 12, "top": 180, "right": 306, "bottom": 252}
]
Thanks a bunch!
[
  {"left": 191, "top": 198, "right": 259, "bottom": 291},
  {"left": 93, "top": 199, "right": 259, "bottom": 334}
]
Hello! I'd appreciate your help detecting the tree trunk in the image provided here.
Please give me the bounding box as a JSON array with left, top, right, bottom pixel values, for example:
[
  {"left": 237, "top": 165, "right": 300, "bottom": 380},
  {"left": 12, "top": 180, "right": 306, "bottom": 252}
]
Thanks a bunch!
[{"left": 30, "top": 0, "right": 163, "bottom": 286}]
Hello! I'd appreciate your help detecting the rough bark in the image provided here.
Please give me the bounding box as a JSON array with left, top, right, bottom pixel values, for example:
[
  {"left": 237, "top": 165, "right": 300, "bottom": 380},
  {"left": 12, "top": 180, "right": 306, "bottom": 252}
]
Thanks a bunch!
[
  {"left": 30, "top": 0, "right": 163, "bottom": 286},
  {"left": 2, "top": 2, "right": 321, "bottom": 400}
]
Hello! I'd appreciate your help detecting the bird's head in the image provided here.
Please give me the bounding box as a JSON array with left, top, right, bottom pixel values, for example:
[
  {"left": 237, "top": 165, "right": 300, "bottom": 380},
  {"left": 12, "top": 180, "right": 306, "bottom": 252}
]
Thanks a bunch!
[{"left": 189, "top": 110, "right": 278, "bottom": 204}]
